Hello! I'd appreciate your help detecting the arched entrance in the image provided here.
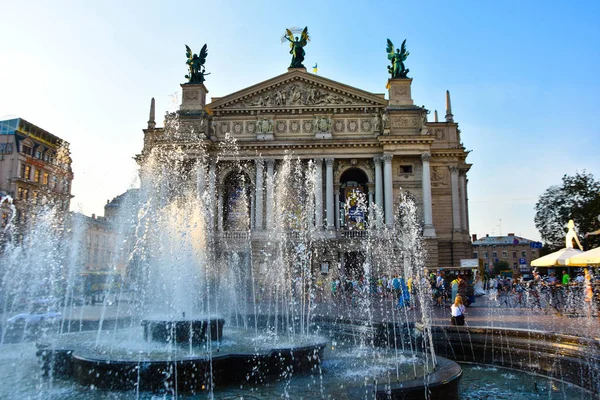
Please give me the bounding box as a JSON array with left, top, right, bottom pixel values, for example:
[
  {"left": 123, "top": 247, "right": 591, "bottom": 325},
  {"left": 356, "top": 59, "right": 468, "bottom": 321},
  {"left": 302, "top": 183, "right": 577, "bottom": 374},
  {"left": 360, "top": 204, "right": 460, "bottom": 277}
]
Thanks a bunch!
[
  {"left": 223, "top": 172, "right": 251, "bottom": 231},
  {"left": 339, "top": 168, "right": 369, "bottom": 229}
]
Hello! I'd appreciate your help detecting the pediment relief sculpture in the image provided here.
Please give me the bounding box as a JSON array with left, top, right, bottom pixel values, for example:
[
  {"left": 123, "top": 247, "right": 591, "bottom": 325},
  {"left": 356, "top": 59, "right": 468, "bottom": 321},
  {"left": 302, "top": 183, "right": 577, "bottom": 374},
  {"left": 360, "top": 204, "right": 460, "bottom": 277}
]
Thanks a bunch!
[{"left": 230, "top": 82, "right": 362, "bottom": 109}]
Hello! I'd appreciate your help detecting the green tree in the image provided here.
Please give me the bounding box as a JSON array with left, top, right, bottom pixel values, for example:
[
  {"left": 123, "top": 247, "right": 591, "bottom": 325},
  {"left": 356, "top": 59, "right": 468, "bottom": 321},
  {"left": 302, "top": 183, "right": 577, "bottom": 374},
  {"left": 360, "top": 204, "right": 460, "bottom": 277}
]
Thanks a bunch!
[
  {"left": 493, "top": 260, "right": 510, "bottom": 276},
  {"left": 534, "top": 172, "right": 600, "bottom": 251}
]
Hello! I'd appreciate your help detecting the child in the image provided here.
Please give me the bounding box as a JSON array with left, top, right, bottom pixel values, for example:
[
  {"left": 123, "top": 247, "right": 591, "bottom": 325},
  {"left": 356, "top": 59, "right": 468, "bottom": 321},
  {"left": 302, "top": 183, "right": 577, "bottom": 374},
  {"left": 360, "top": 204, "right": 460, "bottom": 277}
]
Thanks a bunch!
[{"left": 450, "top": 295, "right": 466, "bottom": 326}]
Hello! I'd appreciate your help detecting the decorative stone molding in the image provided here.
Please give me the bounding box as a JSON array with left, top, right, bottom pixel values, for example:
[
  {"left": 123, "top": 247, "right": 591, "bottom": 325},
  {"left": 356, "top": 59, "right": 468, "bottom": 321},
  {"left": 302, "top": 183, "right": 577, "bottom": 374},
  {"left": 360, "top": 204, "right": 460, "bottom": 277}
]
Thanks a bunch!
[
  {"left": 382, "top": 154, "right": 393, "bottom": 163},
  {"left": 325, "top": 158, "right": 334, "bottom": 167}
]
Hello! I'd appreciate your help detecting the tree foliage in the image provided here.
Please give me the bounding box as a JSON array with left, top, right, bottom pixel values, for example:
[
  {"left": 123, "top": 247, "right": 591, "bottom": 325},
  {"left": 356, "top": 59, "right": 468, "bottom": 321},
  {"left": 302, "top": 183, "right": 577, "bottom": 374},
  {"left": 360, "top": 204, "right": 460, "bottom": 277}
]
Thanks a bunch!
[
  {"left": 534, "top": 172, "right": 600, "bottom": 251},
  {"left": 493, "top": 260, "right": 510, "bottom": 276}
]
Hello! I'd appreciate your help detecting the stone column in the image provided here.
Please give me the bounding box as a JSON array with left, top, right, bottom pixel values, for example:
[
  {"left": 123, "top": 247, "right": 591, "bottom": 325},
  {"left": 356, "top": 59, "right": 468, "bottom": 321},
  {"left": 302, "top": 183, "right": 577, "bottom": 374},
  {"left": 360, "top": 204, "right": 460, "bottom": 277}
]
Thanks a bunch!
[
  {"left": 374, "top": 156, "right": 384, "bottom": 226},
  {"left": 382, "top": 154, "right": 394, "bottom": 226},
  {"left": 459, "top": 169, "right": 468, "bottom": 232},
  {"left": 325, "top": 158, "right": 334, "bottom": 230},
  {"left": 208, "top": 162, "right": 217, "bottom": 231},
  {"left": 217, "top": 186, "right": 224, "bottom": 231},
  {"left": 254, "top": 159, "right": 264, "bottom": 230},
  {"left": 250, "top": 189, "right": 255, "bottom": 231},
  {"left": 421, "top": 153, "right": 436, "bottom": 237},
  {"left": 334, "top": 184, "right": 341, "bottom": 230},
  {"left": 450, "top": 166, "right": 461, "bottom": 231},
  {"left": 314, "top": 158, "right": 323, "bottom": 230},
  {"left": 265, "top": 159, "right": 275, "bottom": 230},
  {"left": 367, "top": 183, "right": 374, "bottom": 225}
]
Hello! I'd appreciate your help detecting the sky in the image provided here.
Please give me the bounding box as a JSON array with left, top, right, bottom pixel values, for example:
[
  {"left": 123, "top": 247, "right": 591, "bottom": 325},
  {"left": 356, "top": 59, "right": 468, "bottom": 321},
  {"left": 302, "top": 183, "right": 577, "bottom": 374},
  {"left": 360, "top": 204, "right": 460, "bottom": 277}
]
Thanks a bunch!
[{"left": 0, "top": 0, "right": 599, "bottom": 242}]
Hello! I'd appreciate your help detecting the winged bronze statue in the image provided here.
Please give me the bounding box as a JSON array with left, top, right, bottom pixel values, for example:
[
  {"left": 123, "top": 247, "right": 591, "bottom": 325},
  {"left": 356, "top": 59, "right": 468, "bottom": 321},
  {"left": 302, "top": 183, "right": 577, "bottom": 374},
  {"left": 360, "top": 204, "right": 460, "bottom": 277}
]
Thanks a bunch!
[
  {"left": 284, "top": 27, "right": 310, "bottom": 69},
  {"left": 185, "top": 44, "right": 210, "bottom": 84},
  {"left": 386, "top": 39, "right": 410, "bottom": 79}
]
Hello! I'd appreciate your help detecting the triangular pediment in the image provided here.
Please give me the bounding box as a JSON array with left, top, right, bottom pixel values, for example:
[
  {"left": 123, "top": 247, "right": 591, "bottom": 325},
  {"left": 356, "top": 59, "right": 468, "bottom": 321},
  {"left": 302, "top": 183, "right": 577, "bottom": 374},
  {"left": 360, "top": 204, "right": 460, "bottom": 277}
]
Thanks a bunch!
[{"left": 207, "top": 70, "right": 388, "bottom": 113}]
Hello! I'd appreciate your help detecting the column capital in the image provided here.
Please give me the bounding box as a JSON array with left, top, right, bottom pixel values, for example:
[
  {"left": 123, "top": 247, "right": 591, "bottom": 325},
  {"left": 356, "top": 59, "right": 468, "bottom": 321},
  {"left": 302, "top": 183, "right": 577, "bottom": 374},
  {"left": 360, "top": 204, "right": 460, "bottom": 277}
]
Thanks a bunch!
[
  {"left": 449, "top": 165, "right": 459, "bottom": 174},
  {"left": 266, "top": 158, "right": 275, "bottom": 168},
  {"left": 314, "top": 157, "right": 323, "bottom": 165},
  {"left": 334, "top": 183, "right": 341, "bottom": 191},
  {"left": 367, "top": 182, "right": 375, "bottom": 192},
  {"left": 373, "top": 156, "right": 383, "bottom": 165},
  {"left": 255, "top": 158, "right": 264, "bottom": 166},
  {"left": 382, "top": 153, "right": 393, "bottom": 163},
  {"left": 325, "top": 158, "right": 334, "bottom": 167},
  {"left": 421, "top": 153, "right": 431, "bottom": 163}
]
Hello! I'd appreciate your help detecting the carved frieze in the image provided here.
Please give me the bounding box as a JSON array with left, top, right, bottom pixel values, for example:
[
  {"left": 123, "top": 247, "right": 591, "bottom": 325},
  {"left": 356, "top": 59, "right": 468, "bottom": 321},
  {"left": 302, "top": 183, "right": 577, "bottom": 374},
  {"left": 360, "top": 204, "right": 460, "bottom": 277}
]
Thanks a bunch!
[
  {"left": 390, "top": 116, "right": 420, "bottom": 129},
  {"left": 333, "top": 119, "right": 345, "bottom": 133},
  {"left": 434, "top": 128, "right": 446, "bottom": 140},
  {"left": 234, "top": 82, "right": 356, "bottom": 108}
]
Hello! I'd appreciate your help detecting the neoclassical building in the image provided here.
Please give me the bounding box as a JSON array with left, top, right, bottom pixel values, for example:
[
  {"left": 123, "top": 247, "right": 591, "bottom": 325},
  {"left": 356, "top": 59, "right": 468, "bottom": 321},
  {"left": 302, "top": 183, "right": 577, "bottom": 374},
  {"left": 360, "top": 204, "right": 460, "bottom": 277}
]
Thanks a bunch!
[{"left": 137, "top": 66, "right": 472, "bottom": 274}]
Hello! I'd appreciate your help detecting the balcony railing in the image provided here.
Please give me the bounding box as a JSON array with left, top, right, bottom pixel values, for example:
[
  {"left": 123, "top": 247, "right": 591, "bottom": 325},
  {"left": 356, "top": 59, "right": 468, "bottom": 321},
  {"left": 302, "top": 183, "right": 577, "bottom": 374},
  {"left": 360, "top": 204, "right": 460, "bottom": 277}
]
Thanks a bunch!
[{"left": 339, "top": 229, "right": 369, "bottom": 239}]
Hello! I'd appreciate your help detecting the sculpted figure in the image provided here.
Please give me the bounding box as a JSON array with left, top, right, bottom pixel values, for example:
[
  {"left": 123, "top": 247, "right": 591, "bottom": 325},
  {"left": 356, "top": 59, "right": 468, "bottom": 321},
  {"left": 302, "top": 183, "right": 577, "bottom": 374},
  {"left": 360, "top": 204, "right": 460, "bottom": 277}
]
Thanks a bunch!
[
  {"left": 565, "top": 219, "right": 583, "bottom": 250},
  {"left": 386, "top": 39, "right": 410, "bottom": 79},
  {"left": 283, "top": 27, "right": 310, "bottom": 68},
  {"left": 185, "top": 44, "right": 210, "bottom": 84}
]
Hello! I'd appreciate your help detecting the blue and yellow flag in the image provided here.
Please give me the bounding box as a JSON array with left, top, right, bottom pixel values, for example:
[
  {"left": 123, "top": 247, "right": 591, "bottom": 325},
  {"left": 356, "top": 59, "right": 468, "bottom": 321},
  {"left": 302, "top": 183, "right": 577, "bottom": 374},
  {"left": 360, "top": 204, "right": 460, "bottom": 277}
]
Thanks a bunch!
[{"left": 312, "top": 63, "right": 318, "bottom": 74}]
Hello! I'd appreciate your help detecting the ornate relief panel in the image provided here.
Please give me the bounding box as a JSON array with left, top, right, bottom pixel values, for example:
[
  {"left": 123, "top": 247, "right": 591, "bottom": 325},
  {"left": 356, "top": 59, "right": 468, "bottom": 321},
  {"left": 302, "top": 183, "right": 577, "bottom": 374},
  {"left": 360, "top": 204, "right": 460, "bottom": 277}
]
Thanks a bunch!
[
  {"left": 289, "top": 120, "right": 301, "bottom": 133},
  {"left": 360, "top": 119, "right": 372, "bottom": 132},
  {"left": 333, "top": 119, "right": 345, "bottom": 133},
  {"left": 430, "top": 166, "right": 449, "bottom": 187},
  {"left": 275, "top": 120, "right": 287, "bottom": 134},
  {"left": 232, "top": 122, "right": 243, "bottom": 135},
  {"left": 347, "top": 119, "right": 359, "bottom": 132}
]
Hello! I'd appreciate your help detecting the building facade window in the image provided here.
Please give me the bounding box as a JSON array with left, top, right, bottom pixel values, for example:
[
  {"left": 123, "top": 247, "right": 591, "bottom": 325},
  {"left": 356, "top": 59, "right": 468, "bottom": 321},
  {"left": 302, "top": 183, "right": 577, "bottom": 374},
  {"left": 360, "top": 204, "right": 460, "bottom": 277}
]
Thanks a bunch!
[
  {"left": 512, "top": 251, "right": 517, "bottom": 258},
  {"left": 492, "top": 251, "right": 497, "bottom": 258},
  {"left": 43, "top": 172, "right": 49, "bottom": 185},
  {"left": 34, "top": 169, "right": 40, "bottom": 182},
  {"left": 21, "top": 144, "right": 32, "bottom": 155},
  {"left": 521, "top": 251, "right": 526, "bottom": 257},
  {"left": 473, "top": 252, "right": 478, "bottom": 258},
  {"left": 502, "top": 251, "right": 508, "bottom": 258},
  {"left": 484, "top": 251, "right": 488, "bottom": 258},
  {"left": 0, "top": 143, "right": 12, "bottom": 154}
]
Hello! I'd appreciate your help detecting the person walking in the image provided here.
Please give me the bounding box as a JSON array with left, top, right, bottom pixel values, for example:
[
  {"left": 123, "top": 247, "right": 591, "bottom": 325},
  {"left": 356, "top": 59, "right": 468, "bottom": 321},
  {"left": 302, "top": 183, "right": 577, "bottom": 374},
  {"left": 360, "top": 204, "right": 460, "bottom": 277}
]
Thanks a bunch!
[{"left": 450, "top": 295, "right": 466, "bottom": 326}]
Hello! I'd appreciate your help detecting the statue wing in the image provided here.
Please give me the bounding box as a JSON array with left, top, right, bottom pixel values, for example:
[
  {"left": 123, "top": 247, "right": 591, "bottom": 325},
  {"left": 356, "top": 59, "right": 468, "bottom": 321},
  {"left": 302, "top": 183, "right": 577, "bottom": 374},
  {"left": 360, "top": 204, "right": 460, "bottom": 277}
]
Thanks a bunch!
[
  {"left": 199, "top": 44, "right": 208, "bottom": 64},
  {"left": 286, "top": 29, "right": 294, "bottom": 47},
  {"left": 185, "top": 45, "right": 193, "bottom": 61},
  {"left": 400, "top": 39, "right": 409, "bottom": 57},
  {"left": 386, "top": 39, "right": 395, "bottom": 60},
  {"left": 299, "top": 26, "right": 310, "bottom": 47}
]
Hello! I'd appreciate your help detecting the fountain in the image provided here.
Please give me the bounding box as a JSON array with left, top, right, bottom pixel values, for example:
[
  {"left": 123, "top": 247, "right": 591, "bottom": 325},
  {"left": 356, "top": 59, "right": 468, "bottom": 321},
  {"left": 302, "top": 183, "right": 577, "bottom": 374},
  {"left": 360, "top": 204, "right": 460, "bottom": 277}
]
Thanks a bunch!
[{"left": 1, "top": 112, "right": 597, "bottom": 399}]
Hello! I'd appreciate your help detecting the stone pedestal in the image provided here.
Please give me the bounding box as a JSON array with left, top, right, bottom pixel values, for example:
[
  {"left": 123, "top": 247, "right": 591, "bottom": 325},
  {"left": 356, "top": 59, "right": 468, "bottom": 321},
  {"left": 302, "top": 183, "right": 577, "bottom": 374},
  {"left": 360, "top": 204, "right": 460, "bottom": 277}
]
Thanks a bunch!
[
  {"left": 180, "top": 83, "right": 208, "bottom": 111},
  {"left": 387, "top": 78, "right": 413, "bottom": 106}
]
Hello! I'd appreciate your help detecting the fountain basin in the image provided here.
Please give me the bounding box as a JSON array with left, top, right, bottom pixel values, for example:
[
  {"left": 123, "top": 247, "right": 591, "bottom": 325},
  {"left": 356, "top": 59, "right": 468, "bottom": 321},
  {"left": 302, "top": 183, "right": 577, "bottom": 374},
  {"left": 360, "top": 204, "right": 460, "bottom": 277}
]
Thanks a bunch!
[
  {"left": 141, "top": 317, "right": 225, "bottom": 343},
  {"left": 37, "top": 327, "right": 327, "bottom": 392}
]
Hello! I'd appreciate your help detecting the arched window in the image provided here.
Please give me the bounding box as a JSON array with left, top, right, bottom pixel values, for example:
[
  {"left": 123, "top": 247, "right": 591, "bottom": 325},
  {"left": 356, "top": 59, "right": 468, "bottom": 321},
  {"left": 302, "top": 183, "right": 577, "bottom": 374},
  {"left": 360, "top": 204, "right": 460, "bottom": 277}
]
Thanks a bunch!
[
  {"left": 223, "top": 171, "right": 251, "bottom": 231},
  {"left": 339, "top": 168, "right": 369, "bottom": 229}
]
